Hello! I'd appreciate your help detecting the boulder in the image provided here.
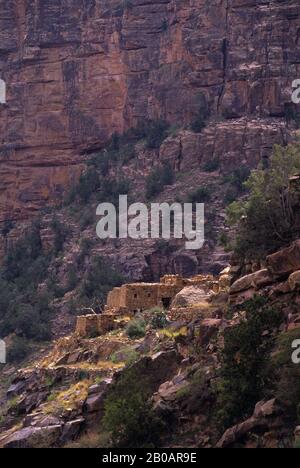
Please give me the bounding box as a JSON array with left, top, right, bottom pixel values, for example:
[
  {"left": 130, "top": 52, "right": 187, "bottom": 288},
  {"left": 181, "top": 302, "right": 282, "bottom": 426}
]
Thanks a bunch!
[
  {"left": 253, "top": 399, "right": 280, "bottom": 419},
  {"left": 9, "top": 391, "right": 49, "bottom": 416},
  {"left": 35, "top": 416, "right": 62, "bottom": 428},
  {"left": 217, "top": 399, "right": 281, "bottom": 448},
  {"left": 229, "top": 288, "right": 256, "bottom": 306},
  {"left": 219, "top": 267, "right": 233, "bottom": 289},
  {"left": 288, "top": 271, "right": 300, "bottom": 291},
  {"left": 268, "top": 281, "right": 291, "bottom": 297},
  {"left": 216, "top": 417, "right": 264, "bottom": 448},
  {"left": 60, "top": 418, "right": 84, "bottom": 444},
  {"left": 266, "top": 240, "right": 300, "bottom": 277},
  {"left": 230, "top": 269, "right": 273, "bottom": 295},
  {"left": 171, "top": 286, "right": 211, "bottom": 308},
  {"left": 84, "top": 393, "right": 106, "bottom": 414},
  {"left": 154, "top": 373, "right": 190, "bottom": 404},
  {"left": 197, "top": 319, "right": 222, "bottom": 347},
  {"left": 114, "top": 350, "right": 181, "bottom": 395},
  {"left": 210, "top": 291, "right": 229, "bottom": 306},
  {"left": 3, "top": 425, "right": 62, "bottom": 449},
  {"left": 84, "top": 380, "right": 112, "bottom": 415},
  {"left": 7, "top": 381, "right": 26, "bottom": 399}
]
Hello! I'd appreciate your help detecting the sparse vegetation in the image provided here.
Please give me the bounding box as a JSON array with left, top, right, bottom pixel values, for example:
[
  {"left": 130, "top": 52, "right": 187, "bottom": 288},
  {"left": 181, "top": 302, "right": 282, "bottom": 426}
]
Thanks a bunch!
[
  {"left": 272, "top": 328, "right": 300, "bottom": 424},
  {"left": 187, "top": 186, "right": 211, "bottom": 203},
  {"left": 111, "top": 347, "right": 140, "bottom": 366},
  {"left": 126, "top": 319, "right": 146, "bottom": 339},
  {"left": 50, "top": 215, "right": 70, "bottom": 254},
  {"left": 145, "top": 162, "right": 175, "bottom": 200},
  {"left": 223, "top": 165, "right": 251, "bottom": 205},
  {"left": 191, "top": 92, "right": 210, "bottom": 133},
  {"left": 149, "top": 308, "right": 168, "bottom": 329},
  {"left": 203, "top": 158, "right": 220, "bottom": 173},
  {"left": 80, "top": 257, "right": 125, "bottom": 305},
  {"left": 145, "top": 119, "right": 169, "bottom": 149},
  {"left": 103, "top": 368, "right": 165, "bottom": 447},
  {"left": 64, "top": 431, "right": 110, "bottom": 449},
  {"left": 215, "top": 296, "right": 283, "bottom": 430},
  {"left": 0, "top": 221, "right": 54, "bottom": 346},
  {"left": 7, "top": 336, "right": 31, "bottom": 363},
  {"left": 226, "top": 144, "right": 300, "bottom": 261}
]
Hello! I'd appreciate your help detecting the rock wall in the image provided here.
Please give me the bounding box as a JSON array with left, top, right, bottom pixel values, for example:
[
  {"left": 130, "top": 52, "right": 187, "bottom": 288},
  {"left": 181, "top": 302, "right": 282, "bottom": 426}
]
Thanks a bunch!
[{"left": 0, "top": 0, "right": 299, "bottom": 222}]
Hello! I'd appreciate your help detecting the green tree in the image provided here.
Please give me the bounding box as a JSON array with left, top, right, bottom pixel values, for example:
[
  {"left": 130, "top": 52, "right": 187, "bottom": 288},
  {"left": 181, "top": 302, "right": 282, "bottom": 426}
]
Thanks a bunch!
[
  {"left": 216, "top": 296, "right": 283, "bottom": 430},
  {"left": 187, "top": 186, "right": 211, "bottom": 203},
  {"left": 80, "top": 257, "right": 125, "bottom": 303},
  {"left": 227, "top": 144, "right": 300, "bottom": 261},
  {"left": 145, "top": 163, "right": 175, "bottom": 200},
  {"left": 146, "top": 119, "right": 169, "bottom": 149},
  {"left": 50, "top": 216, "right": 69, "bottom": 254},
  {"left": 103, "top": 369, "right": 165, "bottom": 447},
  {"left": 78, "top": 168, "right": 100, "bottom": 202}
]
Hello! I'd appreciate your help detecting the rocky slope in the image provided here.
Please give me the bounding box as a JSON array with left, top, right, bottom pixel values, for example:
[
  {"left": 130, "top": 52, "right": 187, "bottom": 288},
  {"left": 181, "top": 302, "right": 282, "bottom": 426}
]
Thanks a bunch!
[
  {"left": 0, "top": 0, "right": 299, "bottom": 226},
  {"left": 0, "top": 1, "right": 300, "bottom": 449},
  {"left": 1, "top": 243, "right": 300, "bottom": 448}
]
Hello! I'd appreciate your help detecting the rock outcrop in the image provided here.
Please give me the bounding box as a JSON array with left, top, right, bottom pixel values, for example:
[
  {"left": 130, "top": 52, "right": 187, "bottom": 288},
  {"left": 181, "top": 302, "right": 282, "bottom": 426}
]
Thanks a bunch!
[
  {"left": 217, "top": 399, "right": 284, "bottom": 449},
  {"left": 0, "top": 0, "right": 297, "bottom": 223},
  {"left": 1, "top": 256, "right": 300, "bottom": 448},
  {"left": 267, "top": 240, "right": 300, "bottom": 277}
]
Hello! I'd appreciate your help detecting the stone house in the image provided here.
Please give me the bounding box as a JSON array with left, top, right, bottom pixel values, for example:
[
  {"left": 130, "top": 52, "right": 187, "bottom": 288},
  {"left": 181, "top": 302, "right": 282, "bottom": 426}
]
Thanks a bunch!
[
  {"left": 75, "top": 274, "right": 217, "bottom": 338},
  {"left": 105, "top": 275, "right": 187, "bottom": 315}
]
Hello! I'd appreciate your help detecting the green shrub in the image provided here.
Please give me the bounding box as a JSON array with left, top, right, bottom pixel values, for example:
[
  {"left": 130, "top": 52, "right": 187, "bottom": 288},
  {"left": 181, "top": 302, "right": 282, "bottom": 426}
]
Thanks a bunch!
[
  {"left": 145, "top": 119, "right": 169, "bottom": 149},
  {"left": 4, "top": 220, "right": 43, "bottom": 281},
  {"left": 216, "top": 296, "right": 283, "bottom": 430},
  {"left": 187, "top": 186, "right": 211, "bottom": 203},
  {"left": 1, "top": 220, "right": 14, "bottom": 237},
  {"left": 145, "top": 162, "right": 175, "bottom": 200},
  {"left": 66, "top": 265, "right": 78, "bottom": 292},
  {"left": 223, "top": 165, "right": 251, "bottom": 204},
  {"left": 149, "top": 308, "right": 168, "bottom": 329},
  {"left": 126, "top": 319, "right": 146, "bottom": 339},
  {"left": 7, "top": 337, "right": 31, "bottom": 363},
  {"left": 284, "top": 103, "right": 300, "bottom": 127},
  {"left": 121, "top": 144, "right": 136, "bottom": 164},
  {"left": 50, "top": 216, "right": 69, "bottom": 254},
  {"left": 79, "top": 206, "right": 95, "bottom": 229},
  {"left": 219, "top": 231, "right": 229, "bottom": 248},
  {"left": 80, "top": 257, "right": 125, "bottom": 303},
  {"left": 190, "top": 92, "right": 210, "bottom": 133},
  {"left": 203, "top": 159, "right": 220, "bottom": 173},
  {"left": 1, "top": 298, "right": 53, "bottom": 342},
  {"left": 110, "top": 348, "right": 140, "bottom": 366},
  {"left": 294, "top": 437, "right": 300, "bottom": 449},
  {"left": 162, "top": 19, "right": 168, "bottom": 32},
  {"left": 78, "top": 168, "right": 100, "bottom": 203},
  {"left": 97, "top": 178, "right": 131, "bottom": 205},
  {"left": 226, "top": 143, "right": 300, "bottom": 261},
  {"left": 103, "top": 369, "right": 165, "bottom": 447},
  {"left": 0, "top": 221, "right": 54, "bottom": 343},
  {"left": 77, "top": 238, "right": 94, "bottom": 267},
  {"left": 224, "top": 186, "right": 240, "bottom": 205}
]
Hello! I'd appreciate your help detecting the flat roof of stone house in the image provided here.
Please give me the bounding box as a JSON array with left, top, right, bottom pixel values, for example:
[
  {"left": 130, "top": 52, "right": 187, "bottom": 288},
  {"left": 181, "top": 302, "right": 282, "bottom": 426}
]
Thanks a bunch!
[{"left": 122, "top": 283, "right": 161, "bottom": 288}]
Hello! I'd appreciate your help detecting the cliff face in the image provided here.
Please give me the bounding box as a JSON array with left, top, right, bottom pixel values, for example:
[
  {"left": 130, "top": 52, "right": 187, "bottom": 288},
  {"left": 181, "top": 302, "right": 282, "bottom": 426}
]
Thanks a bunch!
[{"left": 0, "top": 0, "right": 299, "bottom": 222}]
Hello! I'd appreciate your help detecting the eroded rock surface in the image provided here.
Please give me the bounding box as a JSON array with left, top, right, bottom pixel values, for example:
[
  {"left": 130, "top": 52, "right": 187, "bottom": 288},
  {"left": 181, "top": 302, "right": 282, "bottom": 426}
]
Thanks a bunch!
[{"left": 0, "top": 0, "right": 298, "bottom": 223}]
